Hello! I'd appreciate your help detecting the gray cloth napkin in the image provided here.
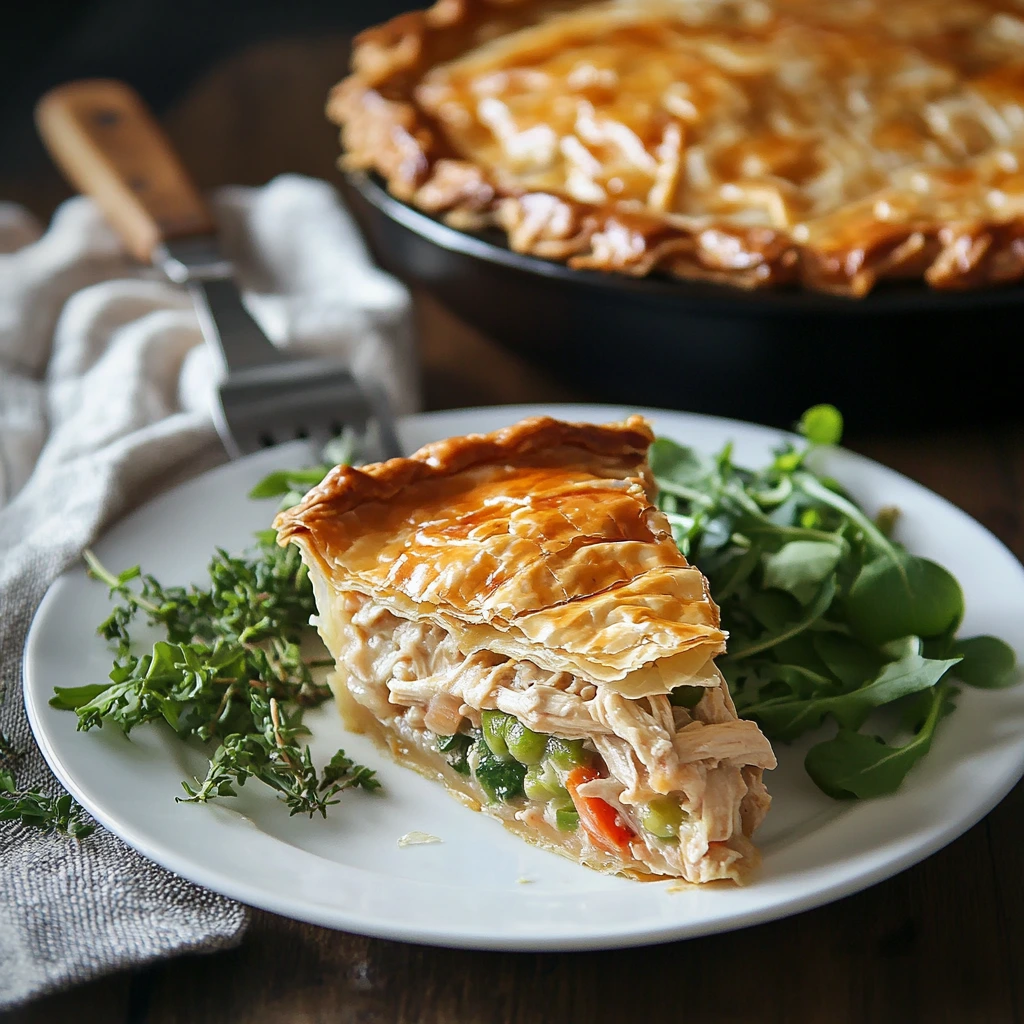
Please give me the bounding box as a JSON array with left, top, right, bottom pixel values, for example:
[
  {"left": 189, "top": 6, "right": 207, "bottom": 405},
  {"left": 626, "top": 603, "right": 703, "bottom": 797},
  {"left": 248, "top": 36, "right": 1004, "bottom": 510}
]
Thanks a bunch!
[{"left": 0, "top": 175, "right": 417, "bottom": 1007}]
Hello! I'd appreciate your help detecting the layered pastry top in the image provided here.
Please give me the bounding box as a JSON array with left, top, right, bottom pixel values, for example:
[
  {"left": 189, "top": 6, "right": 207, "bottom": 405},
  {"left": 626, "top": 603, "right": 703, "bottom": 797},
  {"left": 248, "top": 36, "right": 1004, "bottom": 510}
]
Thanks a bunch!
[
  {"left": 331, "top": 0, "right": 1024, "bottom": 294},
  {"left": 275, "top": 415, "right": 726, "bottom": 697}
]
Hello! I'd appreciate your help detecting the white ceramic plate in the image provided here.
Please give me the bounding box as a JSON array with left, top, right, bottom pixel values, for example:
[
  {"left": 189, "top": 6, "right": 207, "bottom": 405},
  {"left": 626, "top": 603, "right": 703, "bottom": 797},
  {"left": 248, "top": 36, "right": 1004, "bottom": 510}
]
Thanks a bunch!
[{"left": 24, "top": 404, "right": 1024, "bottom": 950}]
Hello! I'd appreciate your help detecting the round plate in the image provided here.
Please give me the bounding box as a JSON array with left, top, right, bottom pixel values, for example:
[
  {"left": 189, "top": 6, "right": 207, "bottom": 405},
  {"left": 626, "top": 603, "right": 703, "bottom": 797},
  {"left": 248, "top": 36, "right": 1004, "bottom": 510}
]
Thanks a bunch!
[{"left": 23, "top": 404, "right": 1024, "bottom": 950}]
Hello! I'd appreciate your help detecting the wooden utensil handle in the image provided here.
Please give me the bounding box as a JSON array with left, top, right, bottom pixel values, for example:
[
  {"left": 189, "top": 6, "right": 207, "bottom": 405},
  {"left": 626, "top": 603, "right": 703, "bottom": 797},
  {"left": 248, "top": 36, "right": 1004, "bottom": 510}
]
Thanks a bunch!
[{"left": 35, "top": 79, "right": 214, "bottom": 263}]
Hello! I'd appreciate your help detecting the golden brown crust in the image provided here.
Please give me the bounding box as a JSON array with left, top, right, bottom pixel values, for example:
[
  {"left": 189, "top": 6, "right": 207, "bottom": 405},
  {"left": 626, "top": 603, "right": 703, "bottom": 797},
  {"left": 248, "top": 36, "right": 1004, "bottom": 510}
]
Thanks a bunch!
[
  {"left": 275, "top": 415, "right": 727, "bottom": 691},
  {"left": 329, "top": 0, "right": 1024, "bottom": 296},
  {"left": 276, "top": 414, "right": 654, "bottom": 531}
]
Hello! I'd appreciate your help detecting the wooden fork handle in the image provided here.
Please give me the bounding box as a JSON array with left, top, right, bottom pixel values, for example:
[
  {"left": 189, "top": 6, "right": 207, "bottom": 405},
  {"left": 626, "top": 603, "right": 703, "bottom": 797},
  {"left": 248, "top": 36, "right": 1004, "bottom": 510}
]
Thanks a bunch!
[{"left": 35, "top": 79, "right": 214, "bottom": 263}]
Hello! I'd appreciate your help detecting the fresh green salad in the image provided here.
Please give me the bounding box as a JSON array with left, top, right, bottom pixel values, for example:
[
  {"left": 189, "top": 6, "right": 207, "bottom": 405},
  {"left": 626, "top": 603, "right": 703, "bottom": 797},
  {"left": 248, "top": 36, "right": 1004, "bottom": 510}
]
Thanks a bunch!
[
  {"left": 652, "top": 405, "right": 1017, "bottom": 798},
  {"left": 3, "top": 407, "right": 1016, "bottom": 838}
]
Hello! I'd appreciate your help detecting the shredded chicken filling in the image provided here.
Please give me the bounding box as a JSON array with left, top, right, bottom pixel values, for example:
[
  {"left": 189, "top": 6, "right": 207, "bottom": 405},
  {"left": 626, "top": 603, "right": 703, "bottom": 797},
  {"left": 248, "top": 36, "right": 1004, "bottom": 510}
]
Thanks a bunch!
[{"left": 318, "top": 587, "right": 774, "bottom": 881}]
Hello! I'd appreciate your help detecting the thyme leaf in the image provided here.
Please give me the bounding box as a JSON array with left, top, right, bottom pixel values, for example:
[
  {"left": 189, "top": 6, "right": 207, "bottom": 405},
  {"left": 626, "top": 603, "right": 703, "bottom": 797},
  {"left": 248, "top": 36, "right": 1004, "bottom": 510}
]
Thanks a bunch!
[{"left": 52, "top": 457, "right": 379, "bottom": 822}]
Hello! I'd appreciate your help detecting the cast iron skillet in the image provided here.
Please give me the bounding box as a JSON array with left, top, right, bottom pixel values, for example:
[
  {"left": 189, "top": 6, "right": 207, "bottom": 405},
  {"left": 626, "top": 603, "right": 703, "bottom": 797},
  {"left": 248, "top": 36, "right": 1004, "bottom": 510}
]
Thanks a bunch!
[{"left": 342, "top": 171, "right": 1022, "bottom": 429}]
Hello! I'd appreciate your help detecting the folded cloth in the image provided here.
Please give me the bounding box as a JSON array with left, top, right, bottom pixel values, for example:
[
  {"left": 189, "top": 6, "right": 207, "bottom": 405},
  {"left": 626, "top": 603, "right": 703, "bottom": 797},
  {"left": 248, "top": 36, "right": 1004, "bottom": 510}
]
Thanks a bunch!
[{"left": 0, "top": 174, "right": 418, "bottom": 1007}]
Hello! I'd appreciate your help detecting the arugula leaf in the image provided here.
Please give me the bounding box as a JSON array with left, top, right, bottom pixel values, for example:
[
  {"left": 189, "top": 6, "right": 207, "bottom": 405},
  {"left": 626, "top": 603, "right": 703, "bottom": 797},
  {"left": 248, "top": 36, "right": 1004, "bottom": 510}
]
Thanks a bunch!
[
  {"left": 247, "top": 466, "right": 334, "bottom": 500},
  {"left": 741, "top": 638, "right": 959, "bottom": 742},
  {"left": 952, "top": 636, "right": 1018, "bottom": 689},
  {"left": 727, "top": 576, "right": 838, "bottom": 661},
  {"left": 772, "top": 632, "right": 835, "bottom": 683},
  {"left": 793, "top": 471, "right": 904, "bottom": 567},
  {"left": 712, "top": 546, "right": 761, "bottom": 602},
  {"left": 746, "top": 589, "right": 802, "bottom": 634},
  {"left": 847, "top": 554, "right": 964, "bottom": 646},
  {"left": 49, "top": 683, "right": 112, "bottom": 710},
  {"left": 649, "top": 438, "right": 718, "bottom": 501},
  {"left": 247, "top": 430, "right": 350, "bottom": 502},
  {"left": 804, "top": 683, "right": 957, "bottom": 799},
  {"left": 320, "top": 431, "right": 357, "bottom": 469},
  {"left": 811, "top": 632, "right": 885, "bottom": 691},
  {"left": 797, "top": 404, "right": 844, "bottom": 447},
  {"left": 762, "top": 540, "right": 844, "bottom": 604}
]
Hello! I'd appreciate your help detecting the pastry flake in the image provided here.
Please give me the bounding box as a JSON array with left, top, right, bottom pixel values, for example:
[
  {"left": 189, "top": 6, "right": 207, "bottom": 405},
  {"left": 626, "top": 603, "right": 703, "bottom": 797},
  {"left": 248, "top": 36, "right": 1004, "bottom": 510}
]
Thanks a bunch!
[
  {"left": 330, "top": 0, "right": 1024, "bottom": 295},
  {"left": 275, "top": 416, "right": 775, "bottom": 883}
]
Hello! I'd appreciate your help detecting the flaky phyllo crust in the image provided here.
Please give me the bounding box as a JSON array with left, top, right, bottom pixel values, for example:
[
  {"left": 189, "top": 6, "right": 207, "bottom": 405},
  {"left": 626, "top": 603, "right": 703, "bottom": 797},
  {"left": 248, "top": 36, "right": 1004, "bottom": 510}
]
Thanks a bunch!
[
  {"left": 275, "top": 417, "right": 775, "bottom": 882},
  {"left": 331, "top": 0, "right": 1024, "bottom": 296}
]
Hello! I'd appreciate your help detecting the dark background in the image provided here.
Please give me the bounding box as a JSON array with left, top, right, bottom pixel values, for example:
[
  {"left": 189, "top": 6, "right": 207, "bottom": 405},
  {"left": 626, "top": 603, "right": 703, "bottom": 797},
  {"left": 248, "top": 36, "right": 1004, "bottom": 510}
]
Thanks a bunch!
[{"left": 0, "top": 0, "right": 399, "bottom": 216}]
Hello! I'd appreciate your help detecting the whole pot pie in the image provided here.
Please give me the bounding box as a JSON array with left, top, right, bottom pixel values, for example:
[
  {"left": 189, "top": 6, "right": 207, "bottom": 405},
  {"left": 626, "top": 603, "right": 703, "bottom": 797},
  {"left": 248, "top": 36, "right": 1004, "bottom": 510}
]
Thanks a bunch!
[
  {"left": 274, "top": 416, "right": 776, "bottom": 883},
  {"left": 330, "top": 0, "right": 1024, "bottom": 295}
]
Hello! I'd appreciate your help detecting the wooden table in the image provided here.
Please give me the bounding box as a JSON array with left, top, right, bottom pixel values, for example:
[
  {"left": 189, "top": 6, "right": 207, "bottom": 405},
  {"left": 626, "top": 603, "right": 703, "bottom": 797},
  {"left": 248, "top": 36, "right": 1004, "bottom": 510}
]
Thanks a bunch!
[{"left": 6, "top": 37, "right": 1024, "bottom": 1024}]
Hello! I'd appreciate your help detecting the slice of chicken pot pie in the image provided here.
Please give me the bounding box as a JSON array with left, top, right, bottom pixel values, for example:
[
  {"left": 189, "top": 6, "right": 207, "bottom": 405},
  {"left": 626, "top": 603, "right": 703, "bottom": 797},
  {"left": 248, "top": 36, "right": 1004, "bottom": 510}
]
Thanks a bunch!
[{"left": 274, "top": 416, "right": 776, "bottom": 883}]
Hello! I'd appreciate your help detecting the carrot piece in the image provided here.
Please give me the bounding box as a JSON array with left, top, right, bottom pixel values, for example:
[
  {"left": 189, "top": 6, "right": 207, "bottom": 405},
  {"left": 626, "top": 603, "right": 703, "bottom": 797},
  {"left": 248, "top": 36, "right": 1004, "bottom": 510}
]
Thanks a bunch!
[{"left": 565, "top": 766, "right": 634, "bottom": 852}]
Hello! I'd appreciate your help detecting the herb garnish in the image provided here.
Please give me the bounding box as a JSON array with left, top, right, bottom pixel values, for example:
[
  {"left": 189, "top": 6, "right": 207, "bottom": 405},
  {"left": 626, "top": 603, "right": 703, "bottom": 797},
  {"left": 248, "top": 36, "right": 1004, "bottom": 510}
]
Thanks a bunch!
[
  {"left": 653, "top": 404, "right": 1018, "bottom": 799},
  {"left": 0, "top": 773, "right": 96, "bottom": 838},
  {"left": 49, "top": 445, "right": 379, "bottom": 820},
  {"left": 0, "top": 732, "right": 95, "bottom": 838}
]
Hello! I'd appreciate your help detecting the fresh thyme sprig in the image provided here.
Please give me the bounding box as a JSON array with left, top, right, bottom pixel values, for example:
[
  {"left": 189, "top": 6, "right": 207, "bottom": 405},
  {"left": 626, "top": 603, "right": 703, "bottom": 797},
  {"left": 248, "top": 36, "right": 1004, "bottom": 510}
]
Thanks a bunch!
[
  {"left": 0, "top": 733, "right": 95, "bottom": 838},
  {"left": 0, "top": 774, "right": 97, "bottom": 838},
  {"left": 179, "top": 692, "right": 379, "bottom": 817},
  {"left": 49, "top": 471, "right": 379, "bottom": 819}
]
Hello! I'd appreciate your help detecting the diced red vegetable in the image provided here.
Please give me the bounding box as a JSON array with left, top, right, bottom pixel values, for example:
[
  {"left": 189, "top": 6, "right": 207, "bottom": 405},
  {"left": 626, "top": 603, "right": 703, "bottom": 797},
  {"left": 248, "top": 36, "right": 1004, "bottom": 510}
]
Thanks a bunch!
[{"left": 565, "top": 766, "right": 634, "bottom": 852}]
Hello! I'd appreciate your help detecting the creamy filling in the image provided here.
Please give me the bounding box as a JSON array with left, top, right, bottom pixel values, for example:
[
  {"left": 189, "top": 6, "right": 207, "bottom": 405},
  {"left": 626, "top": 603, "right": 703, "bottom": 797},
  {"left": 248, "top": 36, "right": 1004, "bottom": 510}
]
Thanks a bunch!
[{"left": 315, "top": 584, "right": 774, "bottom": 883}]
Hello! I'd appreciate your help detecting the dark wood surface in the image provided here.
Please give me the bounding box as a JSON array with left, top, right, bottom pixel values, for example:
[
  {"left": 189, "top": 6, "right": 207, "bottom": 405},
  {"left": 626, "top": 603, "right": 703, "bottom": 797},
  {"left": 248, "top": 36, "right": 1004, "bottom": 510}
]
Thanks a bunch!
[{"left": 5, "top": 37, "right": 1024, "bottom": 1024}]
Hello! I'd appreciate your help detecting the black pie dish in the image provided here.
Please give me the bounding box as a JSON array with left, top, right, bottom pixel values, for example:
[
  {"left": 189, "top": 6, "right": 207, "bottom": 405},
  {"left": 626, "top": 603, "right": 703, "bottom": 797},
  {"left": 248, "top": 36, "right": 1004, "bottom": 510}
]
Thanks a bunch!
[{"left": 342, "top": 170, "right": 1024, "bottom": 431}]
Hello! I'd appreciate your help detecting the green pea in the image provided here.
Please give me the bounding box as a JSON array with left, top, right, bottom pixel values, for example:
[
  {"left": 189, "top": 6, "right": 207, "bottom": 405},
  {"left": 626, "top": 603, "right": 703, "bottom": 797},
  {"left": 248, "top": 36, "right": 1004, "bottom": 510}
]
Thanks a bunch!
[
  {"left": 481, "top": 710, "right": 513, "bottom": 758},
  {"left": 506, "top": 719, "right": 547, "bottom": 764},
  {"left": 555, "top": 808, "right": 580, "bottom": 832},
  {"left": 639, "top": 797, "right": 685, "bottom": 839},
  {"left": 548, "top": 788, "right": 574, "bottom": 812},
  {"left": 544, "top": 736, "right": 588, "bottom": 768},
  {"left": 524, "top": 764, "right": 558, "bottom": 801},
  {"left": 523, "top": 762, "right": 570, "bottom": 802},
  {"left": 668, "top": 685, "right": 706, "bottom": 708}
]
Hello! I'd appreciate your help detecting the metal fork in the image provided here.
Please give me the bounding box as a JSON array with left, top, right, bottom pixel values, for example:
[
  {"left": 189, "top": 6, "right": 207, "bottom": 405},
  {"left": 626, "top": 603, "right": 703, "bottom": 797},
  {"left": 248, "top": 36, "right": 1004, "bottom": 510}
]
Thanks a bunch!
[{"left": 36, "top": 78, "right": 402, "bottom": 461}]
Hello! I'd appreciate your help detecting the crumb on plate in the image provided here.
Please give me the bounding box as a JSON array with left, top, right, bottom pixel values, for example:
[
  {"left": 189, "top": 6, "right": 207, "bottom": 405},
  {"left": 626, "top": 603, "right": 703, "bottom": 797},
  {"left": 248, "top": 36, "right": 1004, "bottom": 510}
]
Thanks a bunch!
[{"left": 397, "top": 830, "right": 442, "bottom": 848}]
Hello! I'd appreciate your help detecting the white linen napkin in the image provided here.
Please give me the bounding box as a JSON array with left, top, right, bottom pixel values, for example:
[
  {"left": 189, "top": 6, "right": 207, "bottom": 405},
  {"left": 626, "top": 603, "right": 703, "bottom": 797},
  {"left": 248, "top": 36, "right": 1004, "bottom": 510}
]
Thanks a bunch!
[{"left": 0, "top": 174, "right": 418, "bottom": 1007}]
